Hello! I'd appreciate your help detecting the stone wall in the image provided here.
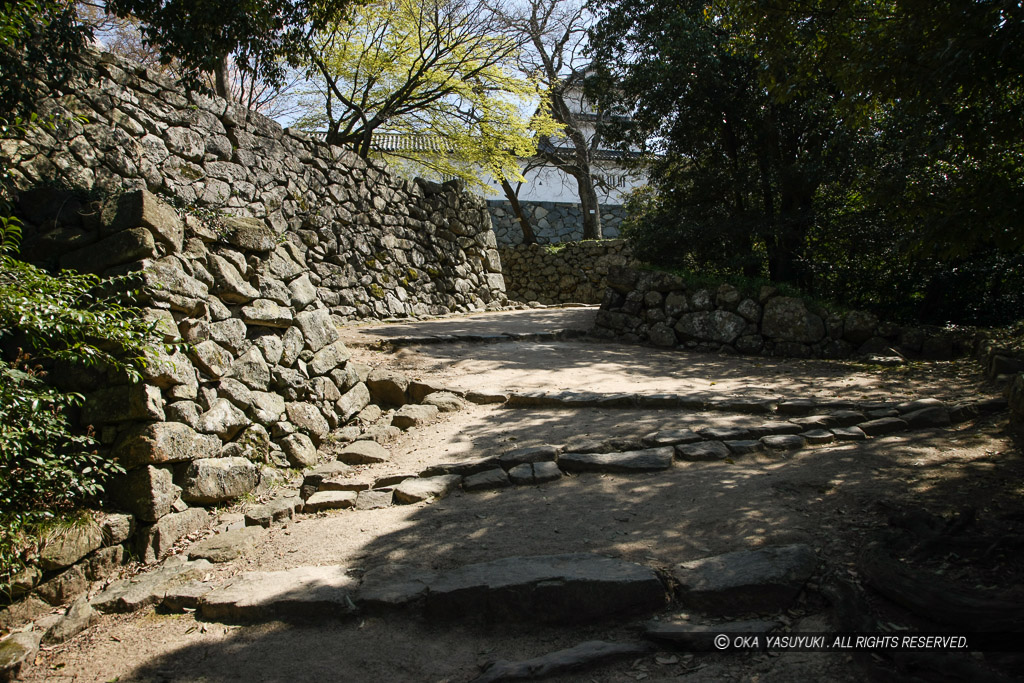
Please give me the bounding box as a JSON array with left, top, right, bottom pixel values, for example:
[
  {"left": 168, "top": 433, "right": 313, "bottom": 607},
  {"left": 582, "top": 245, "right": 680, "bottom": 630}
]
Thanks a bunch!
[
  {"left": 487, "top": 200, "right": 626, "bottom": 245},
  {"left": 499, "top": 240, "right": 638, "bottom": 304},
  {"left": 593, "top": 267, "right": 979, "bottom": 360},
  {"left": 6, "top": 48, "right": 506, "bottom": 321},
  {"left": 0, "top": 47, "right": 509, "bottom": 607}
]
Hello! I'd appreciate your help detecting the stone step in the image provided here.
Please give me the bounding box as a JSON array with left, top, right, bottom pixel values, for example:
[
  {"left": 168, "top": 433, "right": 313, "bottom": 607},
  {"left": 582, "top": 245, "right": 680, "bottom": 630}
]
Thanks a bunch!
[
  {"left": 198, "top": 566, "right": 358, "bottom": 623},
  {"left": 423, "top": 553, "right": 669, "bottom": 623},
  {"left": 559, "top": 448, "right": 674, "bottom": 473},
  {"left": 673, "top": 544, "right": 817, "bottom": 616}
]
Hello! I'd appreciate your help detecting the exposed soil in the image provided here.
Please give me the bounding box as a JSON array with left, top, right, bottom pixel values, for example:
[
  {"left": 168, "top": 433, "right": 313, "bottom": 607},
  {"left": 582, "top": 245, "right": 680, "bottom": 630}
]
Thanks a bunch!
[{"left": 22, "top": 309, "right": 1024, "bottom": 683}]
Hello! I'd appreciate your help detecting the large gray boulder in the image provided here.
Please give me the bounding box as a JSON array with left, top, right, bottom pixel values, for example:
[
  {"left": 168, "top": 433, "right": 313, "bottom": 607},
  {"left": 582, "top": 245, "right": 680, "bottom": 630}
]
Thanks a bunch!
[
  {"left": 111, "top": 465, "right": 181, "bottom": 522},
  {"left": 136, "top": 508, "right": 211, "bottom": 564},
  {"left": 366, "top": 368, "right": 409, "bottom": 407},
  {"left": 180, "top": 457, "right": 258, "bottom": 505},
  {"left": 102, "top": 189, "right": 183, "bottom": 252},
  {"left": 761, "top": 297, "right": 825, "bottom": 343},
  {"left": 197, "top": 398, "right": 250, "bottom": 440},
  {"left": 673, "top": 544, "right": 817, "bottom": 615},
  {"left": 112, "top": 422, "right": 220, "bottom": 469},
  {"left": 285, "top": 402, "right": 330, "bottom": 445},
  {"left": 294, "top": 308, "right": 339, "bottom": 353},
  {"left": 39, "top": 521, "right": 104, "bottom": 571},
  {"left": 674, "top": 311, "right": 747, "bottom": 344}
]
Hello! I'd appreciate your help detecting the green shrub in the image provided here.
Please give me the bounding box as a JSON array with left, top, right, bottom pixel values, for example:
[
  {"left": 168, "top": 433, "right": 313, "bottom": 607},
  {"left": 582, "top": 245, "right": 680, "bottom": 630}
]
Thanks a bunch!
[{"left": 0, "top": 220, "right": 161, "bottom": 585}]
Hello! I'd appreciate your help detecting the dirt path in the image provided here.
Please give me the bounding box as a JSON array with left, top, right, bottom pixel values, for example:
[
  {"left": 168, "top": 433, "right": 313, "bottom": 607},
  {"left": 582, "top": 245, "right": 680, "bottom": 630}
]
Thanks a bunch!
[{"left": 24, "top": 310, "right": 1022, "bottom": 683}]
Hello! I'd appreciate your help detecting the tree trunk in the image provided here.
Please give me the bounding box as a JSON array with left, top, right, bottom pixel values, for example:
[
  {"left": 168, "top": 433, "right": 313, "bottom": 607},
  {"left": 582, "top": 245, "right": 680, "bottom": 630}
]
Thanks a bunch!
[
  {"left": 501, "top": 179, "right": 537, "bottom": 245},
  {"left": 214, "top": 55, "right": 231, "bottom": 101},
  {"left": 577, "top": 174, "right": 603, "bottom": 240}
]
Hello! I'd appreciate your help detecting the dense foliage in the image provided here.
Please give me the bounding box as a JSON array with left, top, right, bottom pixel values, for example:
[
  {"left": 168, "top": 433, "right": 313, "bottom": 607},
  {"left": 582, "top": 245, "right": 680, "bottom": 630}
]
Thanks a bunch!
[
  {"left": 0, "top": 219, "right": 161, "bottom": 582},
  {"left": 104, "top": 0, "right": 355, "bottom": 96},
  {"left": 0, "top": 0, "right": 91, "bottom": 121},
  {"left": 589, "top": 0, "right": 1024, "bottom": 325},
  {"left": 297, "top": 0, "right": 560, "bottom": 191}
]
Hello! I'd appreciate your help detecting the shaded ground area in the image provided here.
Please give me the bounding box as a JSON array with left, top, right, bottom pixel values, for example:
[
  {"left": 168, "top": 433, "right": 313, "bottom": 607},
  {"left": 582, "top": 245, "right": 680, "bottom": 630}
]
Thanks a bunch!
[{"left": 23, "top": 309, "right": 1023, "bottom": 682}]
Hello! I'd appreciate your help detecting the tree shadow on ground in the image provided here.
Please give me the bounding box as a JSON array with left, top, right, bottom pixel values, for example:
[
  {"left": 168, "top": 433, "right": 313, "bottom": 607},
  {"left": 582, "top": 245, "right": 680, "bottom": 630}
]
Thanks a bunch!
[{"left": 114, "top": 416, "right": 1024, "bottom": 683}]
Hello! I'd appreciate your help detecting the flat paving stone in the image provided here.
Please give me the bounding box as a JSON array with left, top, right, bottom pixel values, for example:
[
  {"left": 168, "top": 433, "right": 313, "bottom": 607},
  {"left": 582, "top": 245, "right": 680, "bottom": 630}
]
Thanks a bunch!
[
  {"left": 559, "top": 448, "right": 673, "bottom": 473},
  {"left": 303, "top": 490, "right": 357, "bottom": 512},
  {"left": 724, "top": 440, "right": 762, "bottom": 455},
  {"left": 464, "top": 468, "right": 512, "bottom": 492},
  {"left": 465, "top": 391, "right": 509, "bottom": 405},
  {"left": 828, "top": 410, "right": 867, "bottom": 427},
  {"left": 199, "top": 566, "right": 358, "bottom": 623},
  {"left": 902, "top": 406, "right": 951, "bottom": 428},
  {"left": 336, "top": 440, "right": 390, "bottom": 465},
  {"left": 896, "top": 398, "right": 946, "bottom": 413},
  {"left": 424, "top": 553, "right": 668, "bottom": 623},
  {"left": 698, "top": 426, "right": 755, "bottom": 441},
  {"left": 188, "top": 526, "right": 265, "bottom": 563},
  {"left": 245, "top": 497, "right": 300, "bottom": 527},
  {"left": 374, "top": 473, "right": 417, "bottom": 489},
  {"left": 754, "top": 421, "right": 803, "bottom": 436},
  {"left": 531, "top": 461, "right": 563, "bottom": 483},
  {"left": 776, "top": 399, "right": 817, "bottom": 415},
  {"left": 673, "top": 544, "right": 817, "bottom": 616},
  {"left": 392, "top": 403, "right": 439, "bottom": 429},
  {"left": 641, "top": 429, "right": 703, "bottom": 447},
  {"left": 355, "top": 489, "right": 393, "bottom": 510},
  {"left": 711, "top": 398, "right": 778, "bottom": 414},
  {"left": 422, "top": 456, "right": 501, "bottom": 477},
  {"left": 319, "top": 476, "right": 371, "bottom": 492},
  {"left": 420, "top": 391, "right": 465, "bottom": 413},
  {"left": 393, "top": 475, "right": 462, "bottom": 504},
  {"left": 831, "top": 426, "right": 867, "bottom": 441},
  {"left": 760, "top": 434, "right": 806, "bottom": 451},
  {"left": 498, "top": 445, "right": 561, "bottom": 468},
  {"left": 675, "top": 441, "right": 730, "bottom": 462},
  {"left": 801, "top": 429, "right": 835, "bottom": 445},
  {"left": 791, "top": 415, "right": 837, "bottom": 429},
  {"left": 859, "top": 417, "right": 908, "bottom": 436},
  {"left": 91, "top": 560, "right": 214, "bottom": 614},
  {"left": 508, "top": 462, "right": 563, "bottom": 486},
  {"left": 356, "top": 564, "right": 436, "bottom": 608}
]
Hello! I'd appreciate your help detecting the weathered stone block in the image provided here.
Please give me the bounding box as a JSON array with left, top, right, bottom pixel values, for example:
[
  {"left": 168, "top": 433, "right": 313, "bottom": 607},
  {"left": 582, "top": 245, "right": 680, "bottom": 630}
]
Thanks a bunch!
[
  {"left": 111, "top": 465, "right": 181, "bottom": 522},
  {"left": 112, "top": 422, "right": 221, "bottom": 469},
  {"left": 102, "top": 189, "right": 183, "bottom": 253},
  {"left": 82, "top": 383, "right": 165, "bottom": 426},
  {"left": 180, "top": 457, "right": 258, "bottom": 505}
]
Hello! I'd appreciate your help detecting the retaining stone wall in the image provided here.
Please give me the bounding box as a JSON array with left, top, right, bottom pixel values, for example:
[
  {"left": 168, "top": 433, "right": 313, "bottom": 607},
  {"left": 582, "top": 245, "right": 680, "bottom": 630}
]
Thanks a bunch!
[
  {"left": 0, "top": 47, "right": 508, "bottom": 611},
  {"left": 487, "top": 200, "right": 626, "bottom": 245},
  {"left": 6, "top": 48, "right": 506, "bottom": 321},
  {"left": 593, "top": 267, "right": 982, "bottom": 360},
  {"left": 499, "top": 240, "right": 638, "bottom": 304}
]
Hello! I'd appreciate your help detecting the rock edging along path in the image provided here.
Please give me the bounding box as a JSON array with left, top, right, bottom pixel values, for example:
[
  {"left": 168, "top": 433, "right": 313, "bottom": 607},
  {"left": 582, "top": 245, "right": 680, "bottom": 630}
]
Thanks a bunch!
[{"left": 88, "top": 546, "right": 820, "bottom": 629}]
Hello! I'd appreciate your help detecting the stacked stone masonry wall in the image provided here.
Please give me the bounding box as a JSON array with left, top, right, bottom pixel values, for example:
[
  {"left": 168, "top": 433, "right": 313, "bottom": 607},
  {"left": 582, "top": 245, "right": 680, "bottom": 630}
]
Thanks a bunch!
[
  {"left": 594, "top": 267, "right": 989, "bottom": 361},
  {"left": 499, "top": 240, "right": 639, "bottom": 305},
  {"left": 6, "top": 48, "right": 506, "bottom": 322},
  {"left": 0, "top": 47, "right": 509, "bottom": 601},
  {"left": 487, "top": 200, "right": 626, "bottom": 245}
]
